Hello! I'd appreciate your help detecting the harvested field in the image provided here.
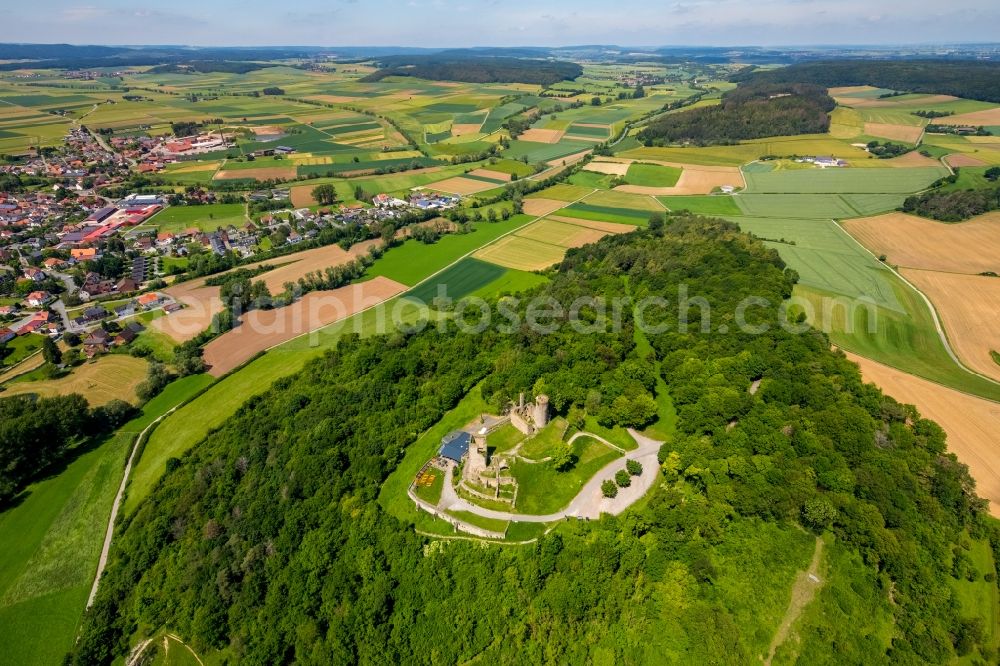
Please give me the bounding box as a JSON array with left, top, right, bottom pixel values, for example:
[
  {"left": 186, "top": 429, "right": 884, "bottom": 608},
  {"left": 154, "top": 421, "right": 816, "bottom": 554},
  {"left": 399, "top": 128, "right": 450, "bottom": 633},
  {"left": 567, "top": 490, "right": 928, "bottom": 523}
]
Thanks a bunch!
[
  {"left": 214, "top": 166, "right": 296, "bottom": 181},
  {"left": 202, "top": 276, "right": 407, "bottom": 376},
  {"left": 429, "top": 176, "right": 497, "bottom": 195},
  {"left": 842, "top": 212, "right": 1000, "bottom": 275},
  {"left": 900, "top": 269, "right": 1000, "bottom": 382},
  {"left": 254, "top": 240, "right": 379, "bottom": 294},
  {"left": 0, "top": 355, "right": 148, "bottom": 406},
  {"left": 290, "top": 185, "right": 317, "bottom": 207},
  {"left": 451, "top": 124, "right": 483, "bottom": 136},
  {"left": 846, "top": 94, "right": 958, "bottom": 108},
  {"left": 864, "top": 122, "right": 924, "bottom": 143},
  {"left": 516, "top": 218, "right": 609, "bottom": 248},
  {"left": 467, "top": 168, "right": 512, "bottom": 182},
  {"left": 522, "top": 198, "right": 569, "bottom": 217},
  {"left": 845, "top": 351, "right": 1000, "bottom": 518},
  {"left": 517, "top": 128, "right": 565, "bottom": 144},
  {"left": 931, "top": 107, "right": 1000, "bottom": 126},
  {"left": 547, "top": 215, "right": 638, "bottom": 233},
  {"left": 154, "top": 281, "right": 223, "bottom": 343},
  {"left": 251, "top": 125, "right": 284, "bottom": 137},
  {"left": 583, "top": 161, "right": 630, "bottom": 176},
  {"left": 594, "top": 156, "right": 743, "bottom": 195},
  {"left": 474, "top": 236, "right": 567, "bottom": 272},
  {"left": 829, "top": 85, "right": 880, "bottom": 97},
  {"left": 945, "top": 153, "right": 989, "bottom": 167},
  {"left": 547, "top": 150, "right": 591, "bottom": 167},
  {"left": 877, "top": 151, "right": 943, "bottom": 167}
]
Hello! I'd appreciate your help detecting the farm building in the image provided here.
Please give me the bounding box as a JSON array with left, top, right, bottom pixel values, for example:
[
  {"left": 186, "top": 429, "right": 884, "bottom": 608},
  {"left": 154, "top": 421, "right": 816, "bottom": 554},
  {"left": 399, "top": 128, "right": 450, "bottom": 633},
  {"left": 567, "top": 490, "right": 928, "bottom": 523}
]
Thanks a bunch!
[{"left": 439, "top": 430, "right": 471, "bottom": 463}]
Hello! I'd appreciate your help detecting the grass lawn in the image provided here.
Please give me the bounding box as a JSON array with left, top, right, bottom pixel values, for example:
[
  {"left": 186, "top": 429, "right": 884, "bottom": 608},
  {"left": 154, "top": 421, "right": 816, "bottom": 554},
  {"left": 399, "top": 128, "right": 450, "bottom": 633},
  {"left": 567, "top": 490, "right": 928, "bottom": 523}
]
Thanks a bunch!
[
  {"left": 487, "top": 423, "right": 526, "bottom": 455},
  {"left": 413, "top": 468, "right": 445, "bottom": 505},
  {"left": 950, "top": 536, "right": 1000, "bottom": 664},
  {"left": 0, "top": 373, "right": 212, "bottom": 665},
  {"left": 446, "top": 510, "right": 509, "bottom": 534},
  {"left": 582, "top": 415, "right": 639, "bottom": 451},
  {"left": 504, "top": 521, "right": 552, "bottom": 541},
  {"left": 658, "top": 195, "right": 742, "bottom": 216},
  {"left": 625, "top": 162, "right": 682, "bottom": 187},
  {"left": 509, "top": 436, "right": 621, "bottom": 515},
  {"left": 147, "top": 203, "right": 246, "bottom": 233},
  {"left": 0, "top": 333, "right": 44, "bottom": 368},
  {"left": 366, "top": 216, "right": 534, "bottom": 286},
  {"left": 2, "top": 355, "right": 149, "bottom": 406},
  {"left": 519, "top": 418, "right": 569, "bottom": 460}
]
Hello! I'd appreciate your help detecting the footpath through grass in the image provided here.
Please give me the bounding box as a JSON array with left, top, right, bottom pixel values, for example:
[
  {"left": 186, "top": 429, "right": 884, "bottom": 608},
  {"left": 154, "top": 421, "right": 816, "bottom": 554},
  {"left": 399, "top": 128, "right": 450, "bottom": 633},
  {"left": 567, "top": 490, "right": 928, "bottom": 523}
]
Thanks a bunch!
[{"left": 0, "top": 373, "right": 212, "bottom": 665}]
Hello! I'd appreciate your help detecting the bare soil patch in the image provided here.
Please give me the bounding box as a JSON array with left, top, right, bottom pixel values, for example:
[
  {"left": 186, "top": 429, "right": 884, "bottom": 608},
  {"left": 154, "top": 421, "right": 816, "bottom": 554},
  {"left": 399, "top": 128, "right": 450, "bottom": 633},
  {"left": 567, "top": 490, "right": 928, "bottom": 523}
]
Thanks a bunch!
[
  {"left": 467, "top": 168, "right": 512, "bottom": 182},
  {"left": 877, "top": 151, "right": 942, "bottom": 167},
  {"left": 251, "top": 125, "right": 284, "bottom": 137},
  {"left": 451, "top": 123, "right": 483, "bottom": 136},
  {"left": 900, "top": 269, "right": 1000, "bottom": 382},
  {"left": 202, "top": 276, "right": 407, "bottom": 376},
  {"left": 517, "top": 128, "right": 565, "bottom": 144},
  {"left": 522, "top": 198, "right": 568, "bottom": 217},
  {"left": 945, "top": 153, "right": 988, "bottom": 167},
  {"left": 864, "top": 122, "right": 923, "bottom": 143},
  {"left": 843, "top": 212, "right": 1000, "bottom": 275},
  {"left": 583, "top": 161, "right": 630, "bottom": 176},
  {"left": 214, "top": 167, "right": 296, "bottom": 181},
  {"left": 153, "top": 282, "right": 223, "bottom": 343},
  {"left": 930, "top": 107, "right": 1000, "bottom": 126},
  {"left": 429, "top": 176, "right": 497, "bottom": 195},
  {"left": 846, "top": 94, "right": 958, "bottom": 109},
  {"left": 254, "top": 240, "right": 378, "bottom": 294},
  {"left": 845, "top": 351, "right": 1000, "bottom": 518},
  {"left": 290, "top": 185, "right": 317, "bottom": 207}
]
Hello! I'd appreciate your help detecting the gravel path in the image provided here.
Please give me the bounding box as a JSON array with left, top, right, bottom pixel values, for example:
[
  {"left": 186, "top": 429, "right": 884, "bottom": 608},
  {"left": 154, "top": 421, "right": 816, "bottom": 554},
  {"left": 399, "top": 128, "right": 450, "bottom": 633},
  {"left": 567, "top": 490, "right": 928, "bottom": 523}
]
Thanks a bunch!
[{"left": 438, "top": 428, "right": 661, "bottom": 523}]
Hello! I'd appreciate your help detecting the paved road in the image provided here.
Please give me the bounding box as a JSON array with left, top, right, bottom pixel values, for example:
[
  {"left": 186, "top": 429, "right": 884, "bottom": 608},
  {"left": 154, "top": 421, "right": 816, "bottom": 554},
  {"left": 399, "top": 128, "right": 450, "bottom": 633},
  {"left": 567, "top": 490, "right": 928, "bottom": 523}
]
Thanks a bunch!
[{"left": 438, "top": 428, "right": 662, "bottom": 523}]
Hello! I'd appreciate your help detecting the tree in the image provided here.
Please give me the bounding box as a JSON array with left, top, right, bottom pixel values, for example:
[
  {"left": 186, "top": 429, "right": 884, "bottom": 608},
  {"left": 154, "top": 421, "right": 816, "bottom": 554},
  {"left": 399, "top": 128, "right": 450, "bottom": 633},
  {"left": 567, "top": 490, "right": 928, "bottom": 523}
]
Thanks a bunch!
[
  {"left": 802, "top": 498, "right": 837, "bottom": 530},
  {"left": 615, "top": 469, "right": 632, "bottom": 488},
  {"left": 626, "top": 459, "right": 643, "bottom": 476},
  {"left": 986, "top": 166, "right": 1000, "bottom": 182},
  {"left": 42, "top": 336, "right": 62, "bottom": 365},
  {"left": 601, "top": 479, "right": 618, "bottom": 498},
  {"left": 552, "top": 449, "right": 577, "bottom": 472},
  {"left": 312, "top": 184, "right": 338, "bottom": 206}
]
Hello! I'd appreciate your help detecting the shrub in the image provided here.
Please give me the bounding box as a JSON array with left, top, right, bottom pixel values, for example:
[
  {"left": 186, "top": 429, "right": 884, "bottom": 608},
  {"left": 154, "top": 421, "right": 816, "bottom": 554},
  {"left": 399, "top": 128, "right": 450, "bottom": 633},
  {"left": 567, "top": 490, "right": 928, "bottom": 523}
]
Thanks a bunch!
[
  {"left": 615, "top": 469, "right": 632, "bottom": 488},
  {"left": 601, "top": 479, "right": 618, "bottom": 498},
  {"left": 626, "top": 459, "right": 643, "bottom": 476}
]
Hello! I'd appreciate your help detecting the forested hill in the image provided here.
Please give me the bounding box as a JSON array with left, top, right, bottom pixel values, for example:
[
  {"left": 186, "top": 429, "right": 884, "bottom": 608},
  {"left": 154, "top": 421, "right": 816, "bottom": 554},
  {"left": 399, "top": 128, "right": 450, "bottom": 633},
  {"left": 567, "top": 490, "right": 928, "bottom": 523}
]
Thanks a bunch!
[
  {"left": 361, "top": 55, "right": 583, "bottom": 85},
  {"left": 736, "top": 60, "right": 1000, "bottom": 104},
  {"left": 74, "top": 216, "right": 993, "bottom": 664},
  {"left": 637, "top": 82, "right": 834, "bottom": 145}
]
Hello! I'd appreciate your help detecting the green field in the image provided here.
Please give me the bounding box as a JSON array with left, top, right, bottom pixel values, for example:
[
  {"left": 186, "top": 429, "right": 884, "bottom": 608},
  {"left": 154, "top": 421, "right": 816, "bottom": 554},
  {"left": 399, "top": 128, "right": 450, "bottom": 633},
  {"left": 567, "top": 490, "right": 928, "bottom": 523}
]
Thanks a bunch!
[
  {"left": 625, "top": 162, "right": 682, "bottom": 187},
  {"left": 366, "top": 216, "right": 534, "bottom": 286},
  {"left": 147, "top": 203, "right": 247, "bottom": 233},
  {"left": 404, "top": 257, "right": 506, "bottom": 303},
  {"left": 743, "top": 167, "right": 947, "bottom": 193},
  {"left": 658, "top": 195, "right": 743, "bottom": 216},
  {"left": 0, "top": 373, "right": 213, "bottom": 665},
  {"left": 560, "top": 203, "right": 652, "bottom": 225},
  {"left": 734, "top": 193, "right": 905, "bottom": 219},
  {"left": 0, "top": 334, "right": 44, "bottom": 369}
]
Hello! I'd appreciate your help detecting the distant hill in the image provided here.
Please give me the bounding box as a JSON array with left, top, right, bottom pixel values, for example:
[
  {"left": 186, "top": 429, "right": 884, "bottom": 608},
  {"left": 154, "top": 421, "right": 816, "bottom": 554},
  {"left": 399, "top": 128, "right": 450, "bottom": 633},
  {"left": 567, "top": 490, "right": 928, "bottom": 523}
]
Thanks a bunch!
[
  {"left": 736, "top": 60, "right": 1000, "bottom": 104},
  {"left": 360, "top": 55, "right": 583, "bottom": 86},
  {"left": 638, "top": 82, "right": 834, "bottom": 146}
]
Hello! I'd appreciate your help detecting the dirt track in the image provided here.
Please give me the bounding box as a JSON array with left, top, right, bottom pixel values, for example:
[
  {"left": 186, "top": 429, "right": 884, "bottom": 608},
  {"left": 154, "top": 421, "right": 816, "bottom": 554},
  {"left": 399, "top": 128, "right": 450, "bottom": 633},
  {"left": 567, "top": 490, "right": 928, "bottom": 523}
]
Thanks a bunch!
[
  {"left": 202, "top": 276, "right": 407, "bottom": 376},
  {"left": 846, "top": 351, "right": 1000, "bottom": 518},
  {"left": 901, "top": 269, "right": 1000, "bottom": 382}
]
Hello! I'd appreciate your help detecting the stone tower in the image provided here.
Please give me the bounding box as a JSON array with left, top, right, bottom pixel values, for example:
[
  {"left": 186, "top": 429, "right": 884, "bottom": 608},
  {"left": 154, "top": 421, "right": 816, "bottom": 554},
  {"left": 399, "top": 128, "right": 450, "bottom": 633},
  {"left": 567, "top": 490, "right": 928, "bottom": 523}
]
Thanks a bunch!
[{"left": 533, "top": 394, "right": 549, "bottom": 428}]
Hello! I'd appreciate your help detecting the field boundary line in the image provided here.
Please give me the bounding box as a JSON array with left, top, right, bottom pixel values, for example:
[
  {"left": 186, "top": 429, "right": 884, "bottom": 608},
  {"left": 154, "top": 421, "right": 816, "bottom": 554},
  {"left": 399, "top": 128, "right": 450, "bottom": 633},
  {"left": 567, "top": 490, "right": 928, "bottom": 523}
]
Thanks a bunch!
[
  {"left": 86, "top": 402, "right": 185, "bottom": 608},
  {"left": 833, "top": 220, "right": 1000, "bottom": 399}
]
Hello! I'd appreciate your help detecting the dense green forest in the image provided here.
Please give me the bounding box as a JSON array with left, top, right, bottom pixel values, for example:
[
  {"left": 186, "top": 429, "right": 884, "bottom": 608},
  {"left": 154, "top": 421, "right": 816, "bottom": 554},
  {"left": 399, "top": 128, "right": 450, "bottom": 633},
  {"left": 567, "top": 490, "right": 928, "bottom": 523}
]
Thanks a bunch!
[
  {"left": 0, "top": 394, "right": 134, "bottom": 502},
  {"left": 361, "top": 56, "right": 583, "bottom": 85},
  {"left": 901, "top": 186, "right": 1000, "bottom": 221},
  {"left": 737, "top": 60, "right": 1000, "bottom": 103},
  {"left": 637, "top": 83, "right": 834, "bottom": 145},
  {"left": 73, "top": 216, "right": 995, "bottom": 664}
]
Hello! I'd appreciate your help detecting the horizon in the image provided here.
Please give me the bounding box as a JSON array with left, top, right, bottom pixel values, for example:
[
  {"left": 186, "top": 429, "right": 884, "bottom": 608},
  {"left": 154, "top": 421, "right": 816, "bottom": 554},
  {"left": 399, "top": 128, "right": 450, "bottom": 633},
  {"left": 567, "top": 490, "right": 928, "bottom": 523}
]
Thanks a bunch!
[{"left": 7, "top": 0, "right": 1000, "bottom": 49}]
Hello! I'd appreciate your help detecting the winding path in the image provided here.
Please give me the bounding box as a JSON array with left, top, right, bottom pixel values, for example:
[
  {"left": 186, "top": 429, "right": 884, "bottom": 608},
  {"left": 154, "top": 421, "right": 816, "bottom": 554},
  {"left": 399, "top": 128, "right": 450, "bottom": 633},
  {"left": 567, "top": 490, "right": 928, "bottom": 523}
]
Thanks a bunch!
[{"left": 436, "top": 429, "right": 661, "bottom": 523}]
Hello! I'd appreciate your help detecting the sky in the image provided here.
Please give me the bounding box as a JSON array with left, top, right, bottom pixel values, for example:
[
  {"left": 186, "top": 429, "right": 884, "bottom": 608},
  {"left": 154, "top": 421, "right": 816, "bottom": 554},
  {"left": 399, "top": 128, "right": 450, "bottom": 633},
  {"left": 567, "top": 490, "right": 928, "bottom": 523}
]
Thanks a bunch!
[{"left": 8, "top": 0, "right": 1000, "bottom": 48}]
